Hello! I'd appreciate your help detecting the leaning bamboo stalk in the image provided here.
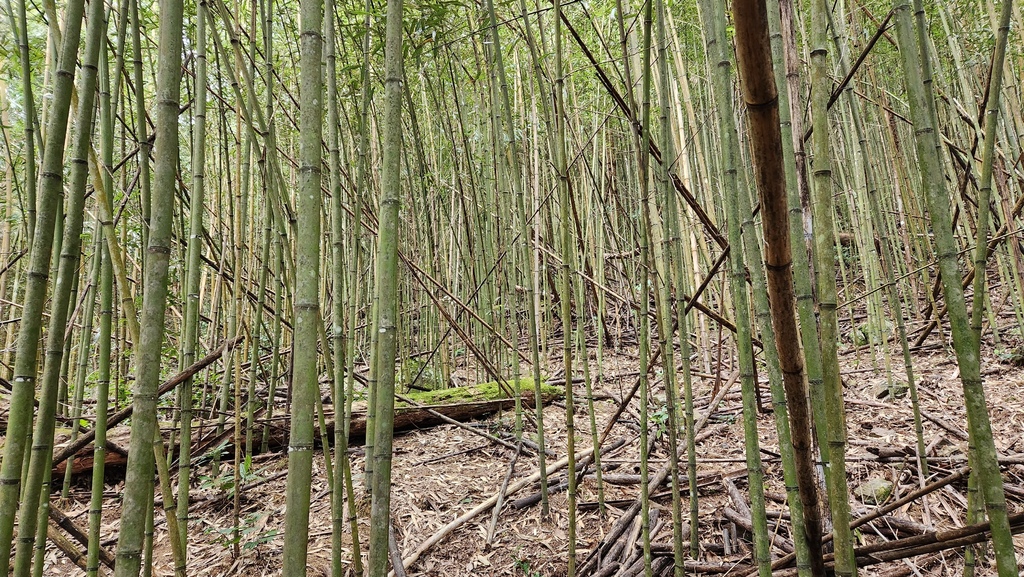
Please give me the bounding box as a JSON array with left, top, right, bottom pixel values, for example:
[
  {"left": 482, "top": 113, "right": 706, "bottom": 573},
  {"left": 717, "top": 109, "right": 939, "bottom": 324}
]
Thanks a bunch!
[
  {"left": 0, "top": 0, "right": 86, "bottom": 562},
  {"left": 891, "top": 4, "right": 1017, "bottom": 575},
  {"left": 969, "top": 0, "right": 1014, "bottom": 357},
  {"left": 968, "top": 1, "right": 1015, "bottom": 572},
  {"left": 11, "top": 0, "right": 102, "bottom": 571},
  {"left": 748, "top": 466, "right": 971, "bottom": 576},
  {"left": 769, "top": 511, "right": 1024, "bottom": 576},
  {"left": 52, "top": 337, "right": 242, "bottom": 468},
  {"left": 559, "top": 15, "right": 727, "bottom": 252}
]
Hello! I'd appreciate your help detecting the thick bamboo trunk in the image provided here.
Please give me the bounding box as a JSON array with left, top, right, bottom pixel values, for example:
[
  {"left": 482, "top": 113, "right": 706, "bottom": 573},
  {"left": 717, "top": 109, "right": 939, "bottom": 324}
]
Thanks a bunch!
[
  {"left": 367, "top": 0, "right": 403, "bottom": 573},
  {"left": 280, "top": 0, "right": 323, "bottom": 570},
  {"left": 731, "top": 1, "right": 825, "bottom": 575}
]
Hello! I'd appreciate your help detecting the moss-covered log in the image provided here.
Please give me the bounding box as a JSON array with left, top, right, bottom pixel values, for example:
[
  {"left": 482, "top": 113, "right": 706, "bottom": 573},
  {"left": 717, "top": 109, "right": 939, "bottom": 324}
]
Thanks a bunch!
[
  {"left": 56, "top": 382, "right": 561, "bottom": 478},
  {"left": 346, "top": 381, "right": 561, "bottom": 439}
]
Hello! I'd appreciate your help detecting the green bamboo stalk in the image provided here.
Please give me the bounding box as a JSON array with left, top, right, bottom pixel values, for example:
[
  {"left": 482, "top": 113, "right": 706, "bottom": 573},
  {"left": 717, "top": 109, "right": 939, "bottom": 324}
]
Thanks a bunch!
[
  {"left": 112, "top": 0, "right": 185, "bottom": 570},
  {"left": 367, "top": 0, "right": 403, "bottom": 569},
  {"left": 245, "top": 210, "right": 272, "bottom": 465},
  {"left": 176, "top": 0, "right": 209, "bottom": 553},
  {"left": 636, "top": 0, "right": 688, "bottom": 572},
  {"left": 280, "top": 0, "right": 322, "bottom": 569},
  {"left": 62, "top": 238, "right": 103, "bottom": 498},
  {"left": 207, "top": 0, "right": 297, "bottom": 265},
  {"left": 326, "top": 4, "right": 348, "bottom": 575},
  {"left": 825, "top": 2, "right": 928, "bottom": 482},
  {"left": 891, "top": 3, "right": 1016, "bottom": 576},
  {"left": 261, "top": 217, "right": 285, "bottom": 453},
  {"left": 22, "top": 2, "right": 93, "bottom": 569},
  {"left": 212, "top": 127, "right": 245, "bottom": 478},
  {"left": 776, "top": 0, "right": 829, "bottom": 462},
  {"left": 151, "top": 424, "right": 186, "bottom": 577},
  {"left": 576, "top": 283, "right": 605, "bottom": 512},
  {"left": 129, "top": 0, "right": 150, "bottom": 261},
  {"left": 969, "top": 0, "right": 1013, "bottom": 364},
  {"left": 229, "top": 96, "right": 254, "bottom": 547},
  {"left": 591, "top": 130, "right": 609, "bottom": 515},
  {"left": 85, "top": 38, "right": 116, "bottom": 577},
  {"left": 738, "top": 161, "right": 812, "bottom": 576},
  {"left": 514, "top": 0, "right": 552, "bottom": 514},
  {"left": 0, "top": 0, "right": 85, "bottom": 563},
  {"left": 697, "top": 0, "right": 770, "bottom": 572},
  {"left": 638, "top": 227, "right": 653, "bottom": 577},
  {"left": 654, "top": 2, "right": 698, "bottom": 561},
  {"left": 0, "top": 0, "right": 87, "bottom": 566},
  {"left": 343, "top": 0, "right": 371, "bottom": 567},
  {"left": 28, "top": 460, "right": 53, "bottom": 577},
  {"left": 54, "top": 266, "right": 80, "bottom": 421},
  {"left": 911, "top": 0, "right": 941, "bottom": 165},
  {"left": 316, "top": 316, "right": 337, "bottom": 493},
  {"left": 552, "top": 0, "right": 579, "bottom": 571},
  {"left": 8, "top": 0, "right": 37, "bottom": 244},
  {"left": 807, "top": 1, "right": 854, "bottom": 573},
  {"left": 87, "top": 244, "right": 113, "bottom": 577},
  {"left": 364, "top": 183, "right": 380, "bottom": 491},
  {"left": 966, "top": 2, "right": 1015, "bottom": 573}
]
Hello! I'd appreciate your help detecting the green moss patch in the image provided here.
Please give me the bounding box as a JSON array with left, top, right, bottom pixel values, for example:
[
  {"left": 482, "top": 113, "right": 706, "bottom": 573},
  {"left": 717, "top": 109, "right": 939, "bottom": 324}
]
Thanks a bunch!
[{"left": 397, "top": 378, "right": 561, "bottom": 407}]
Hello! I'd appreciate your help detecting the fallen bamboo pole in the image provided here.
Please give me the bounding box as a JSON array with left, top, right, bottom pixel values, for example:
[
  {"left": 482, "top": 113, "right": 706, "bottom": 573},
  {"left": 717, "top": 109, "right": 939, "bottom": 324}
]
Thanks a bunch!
[
  {"left": 48, "top": 503, "right": 116, "bottom": 569},
  {"left": 50, "top": 336, "right": 243, "bottom": 468},
  {"left": 770, "top": 511, "right": 1024, "bottom": 576},
  {"left": 742, "top": 466, "right": 978, "bottom": 576}
]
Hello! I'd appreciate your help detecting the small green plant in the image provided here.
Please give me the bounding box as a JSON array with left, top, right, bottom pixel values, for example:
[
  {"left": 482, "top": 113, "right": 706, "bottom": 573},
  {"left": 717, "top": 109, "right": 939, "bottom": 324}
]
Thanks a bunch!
[
  {"left": 514, "top": 558, "right": 542, "bottom": 577},
  {"left": 651, "top": 403, "right": 669, "bottom": 439},
  {"left": 205, "top": 512, "right": 279, "bottom": 552},
  {"left": 198, "top": 461, "right": 263, "bottom": 493},
  {"left": 198, "top": 471, "right": 233, "bottom": 492},
  {"left": 995, "top": 346, "right": 1024, "bottom": 367}
]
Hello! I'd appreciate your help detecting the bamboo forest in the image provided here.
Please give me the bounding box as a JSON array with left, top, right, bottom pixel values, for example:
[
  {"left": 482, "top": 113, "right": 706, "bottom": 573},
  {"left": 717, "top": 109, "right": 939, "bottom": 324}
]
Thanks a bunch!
[{"left": 2, "top": 0, "right": 1024, "bottom": 574}]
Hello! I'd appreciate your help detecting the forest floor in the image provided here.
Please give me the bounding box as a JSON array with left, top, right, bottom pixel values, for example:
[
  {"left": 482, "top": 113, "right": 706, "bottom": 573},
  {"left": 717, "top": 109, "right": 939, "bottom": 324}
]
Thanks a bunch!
[{"left": 42, "top": 321, "right": 1024, "bottom": 577}]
